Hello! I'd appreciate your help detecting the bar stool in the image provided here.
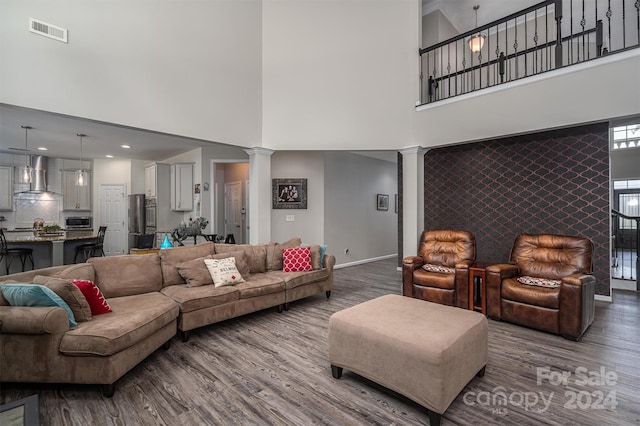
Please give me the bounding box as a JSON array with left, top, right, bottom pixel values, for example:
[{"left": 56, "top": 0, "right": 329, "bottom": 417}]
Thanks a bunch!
[
  {"left": 224, "top": 234, "right": 236, "bottom": 244},
  {"left": 74, "top": 226, "right": 107, "bottom": 263},
  {"left": 0, "top": 229, "right": 34, "bottom": 275}
]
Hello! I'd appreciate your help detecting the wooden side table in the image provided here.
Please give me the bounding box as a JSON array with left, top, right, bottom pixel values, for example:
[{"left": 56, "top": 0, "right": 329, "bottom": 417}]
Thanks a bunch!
[{"left": 469, "top": 262, "right": 491, "bottom": 315}]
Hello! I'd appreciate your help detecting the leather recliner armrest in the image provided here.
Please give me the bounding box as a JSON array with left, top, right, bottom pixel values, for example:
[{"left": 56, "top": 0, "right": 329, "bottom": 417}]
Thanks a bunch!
[
  {"left": 485, "top": 264, "right": 519, "bottom": 320},
  {"left": 402, "top": 256, "right": 424, "bottom": 267},
  {"left": 559, "top": 273, "right": 596, "bottom": 340}
]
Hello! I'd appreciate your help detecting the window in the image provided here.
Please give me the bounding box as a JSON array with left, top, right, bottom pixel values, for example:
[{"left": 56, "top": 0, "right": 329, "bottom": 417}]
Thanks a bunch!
[{"left": 611, "top": 123, "right": 640, "bottom": 150}]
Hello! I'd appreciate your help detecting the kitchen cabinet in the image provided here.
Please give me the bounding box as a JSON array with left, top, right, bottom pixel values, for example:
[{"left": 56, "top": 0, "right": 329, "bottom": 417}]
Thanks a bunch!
[
  {"left": 171, "top": 163, "right": 193, "bottom": 211},
  {"left": 0, "top": 166, "right": 13, "bottom": 210},
  {"left": 62, "top": 170, "right": 91, "bottom": 211},
  {"left": 145, "top": 164, "right": 157, "bottom": 198}
]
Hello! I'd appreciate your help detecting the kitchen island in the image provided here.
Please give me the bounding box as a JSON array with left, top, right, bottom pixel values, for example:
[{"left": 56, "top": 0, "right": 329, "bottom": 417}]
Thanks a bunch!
[{"left": 3, "top": 232, "right": 98, "bottom": 274}]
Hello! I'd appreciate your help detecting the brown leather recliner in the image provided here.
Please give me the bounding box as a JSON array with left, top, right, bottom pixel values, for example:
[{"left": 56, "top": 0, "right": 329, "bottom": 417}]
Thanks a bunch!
[
  {"left": 486, "top": 233, "right": 596, "bottom": 341},
  {"left": 402, "top": 230, "right": 476, "bottom": 308}
]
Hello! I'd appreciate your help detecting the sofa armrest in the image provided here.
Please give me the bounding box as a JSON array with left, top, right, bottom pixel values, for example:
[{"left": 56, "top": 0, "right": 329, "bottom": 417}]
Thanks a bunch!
[
  {"left": 323, "top": 254, "right": 336, "bottom": 272},
  {"left": 559, "top": 273, "right": 596, "bottom": 341},
  {"left": 402, "top": 256, "right": 424, "bottom": 267},
  {"left": 486, "top": 264, "right": 519, "bottom": 320},
  {"left": 402, "top": 257, "right": 424, "bottom": 297},
  {"left": 455, "top": 259, "right": 474, "bottom": 269},
  {"left": 0, "top": 306, "right": 69, "bottom": 335}
]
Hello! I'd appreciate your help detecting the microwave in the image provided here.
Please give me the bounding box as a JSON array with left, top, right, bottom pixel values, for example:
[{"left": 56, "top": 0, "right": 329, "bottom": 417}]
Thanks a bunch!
[{"left": 65, "top": 216, "right": 92, "bottom": 229}]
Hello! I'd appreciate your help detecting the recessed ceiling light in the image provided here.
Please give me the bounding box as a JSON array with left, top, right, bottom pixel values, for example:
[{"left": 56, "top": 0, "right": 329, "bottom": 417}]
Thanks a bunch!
[
  {"left": 120, "top": 144, "right": 131, "bottom": 149},
  {"left": 105, "top": 154, "right": 114, "bottom": 158},
  {"left": 37, "top": 147, "right": 48, "bottom": 151}
]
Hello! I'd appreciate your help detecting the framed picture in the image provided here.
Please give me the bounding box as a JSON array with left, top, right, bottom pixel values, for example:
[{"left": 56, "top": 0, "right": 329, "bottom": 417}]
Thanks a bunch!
[
  {"left": 395, "top": 193, "right": 399, "bottom": 213},
  {"left": 273, "top": 178, "right": 308, "bottom": 209},
  {"left": 377, "top": 194, "right": 389, "bottom": 211}
]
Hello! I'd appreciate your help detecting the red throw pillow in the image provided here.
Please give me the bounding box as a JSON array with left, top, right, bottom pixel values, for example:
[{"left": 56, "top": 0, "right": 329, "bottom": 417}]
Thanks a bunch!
[
  {"left": 282, "top": 246, "right": 312, "bottom": 272},
  {"left": 71, "top": 279, "right": 112, "bottom": 315}
]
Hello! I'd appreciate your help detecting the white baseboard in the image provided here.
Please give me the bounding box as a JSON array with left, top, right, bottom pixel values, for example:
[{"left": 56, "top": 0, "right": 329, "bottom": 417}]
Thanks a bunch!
[
  {"left": 611, "top": 278, "right": 637, "bottom": 291},
  {"left": 334, "top": 254, "right": 398, "bottom": 270},
  {"left": 595, "top": 294, "right": 613, "bottom": 303}
]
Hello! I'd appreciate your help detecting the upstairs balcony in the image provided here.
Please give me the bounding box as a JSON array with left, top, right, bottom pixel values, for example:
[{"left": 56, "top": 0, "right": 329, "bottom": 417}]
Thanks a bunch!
[{"left": 419, "top": 0, "right": 640, "bottom": 105}]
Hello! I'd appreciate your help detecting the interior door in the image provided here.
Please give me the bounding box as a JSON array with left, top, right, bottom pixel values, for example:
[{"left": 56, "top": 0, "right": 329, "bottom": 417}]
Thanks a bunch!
[
  {"left": 99, "top": 184, "right": 127, "bottom": 255},
  {"left": 224, "top": 181, "right": 242, "bottom": 243}
]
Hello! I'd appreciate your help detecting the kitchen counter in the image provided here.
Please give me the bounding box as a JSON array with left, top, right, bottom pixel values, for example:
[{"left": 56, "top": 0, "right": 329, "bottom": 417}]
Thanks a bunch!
[{"left": 3, "top": 235, "right": 98, "bottom": 274}]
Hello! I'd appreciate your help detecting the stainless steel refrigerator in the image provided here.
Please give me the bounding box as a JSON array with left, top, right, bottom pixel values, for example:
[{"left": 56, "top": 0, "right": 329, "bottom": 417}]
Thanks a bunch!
[{"left": 128, "top": 194, "right": 146, "bottom": 250}]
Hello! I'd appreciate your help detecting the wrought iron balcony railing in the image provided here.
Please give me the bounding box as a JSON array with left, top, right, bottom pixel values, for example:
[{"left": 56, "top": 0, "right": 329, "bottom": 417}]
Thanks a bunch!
[
  {"left": 611, "top": 209, "right": 639, "bottom": 290},
  {"left": 419, "top": 0, "right": 640, "bottom": 105}
]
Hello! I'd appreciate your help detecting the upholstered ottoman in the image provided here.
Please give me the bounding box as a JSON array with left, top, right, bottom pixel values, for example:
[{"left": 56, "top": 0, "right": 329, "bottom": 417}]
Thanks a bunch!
[{"left": 328, "top": 294, "right": 488, "bottom": 426}]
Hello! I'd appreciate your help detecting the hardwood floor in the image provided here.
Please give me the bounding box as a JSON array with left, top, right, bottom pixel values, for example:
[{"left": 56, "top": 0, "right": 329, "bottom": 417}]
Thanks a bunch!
[{"left": 2, "top": 258, "right": 640, "bottom": 425}]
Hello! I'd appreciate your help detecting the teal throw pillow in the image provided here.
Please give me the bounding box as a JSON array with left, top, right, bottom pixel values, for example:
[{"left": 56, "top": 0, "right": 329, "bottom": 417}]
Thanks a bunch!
[
  {"left": 0, "top": 284, "right": 77, "bottom": 327},
  {"left": 319, "top": 244, "right": 328, "bottom": 268}
]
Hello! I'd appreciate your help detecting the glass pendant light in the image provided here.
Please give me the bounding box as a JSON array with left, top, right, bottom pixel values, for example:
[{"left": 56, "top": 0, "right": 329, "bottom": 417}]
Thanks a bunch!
[
  {"left": 75, "top": 133, "right": 88, "bottom": 186},
  {"left": 468, "top": 5, "right": 486, "bottom": 53},
  {"left": 20, "top": 125, "right": 33, "bottom": 184}
]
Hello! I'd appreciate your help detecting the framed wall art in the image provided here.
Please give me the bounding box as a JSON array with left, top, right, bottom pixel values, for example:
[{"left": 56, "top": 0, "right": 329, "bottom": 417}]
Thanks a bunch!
[
  {"left": 272, "top": 178, "right": 308, "bottom": 209},
  {"left": 376, "top": 194, "right": 389, "bottom": 211}
]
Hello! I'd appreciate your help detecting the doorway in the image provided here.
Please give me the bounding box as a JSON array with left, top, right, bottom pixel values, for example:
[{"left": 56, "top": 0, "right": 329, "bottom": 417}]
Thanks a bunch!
[
  {"left": 98, "top": 184, "right": 127, "bottom": 255},
  {"left": 224, "top": 181, "right": 243, "bottom": 243},
  {"left": 211, "top": 161, "right": 249, "bottom": 244}
]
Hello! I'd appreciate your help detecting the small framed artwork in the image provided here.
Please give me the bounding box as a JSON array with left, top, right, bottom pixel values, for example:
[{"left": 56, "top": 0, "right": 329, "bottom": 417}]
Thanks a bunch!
[
  {"left": 395, "top": 193, "right": 399, "bottom": 213},
  {"left": 273, "top": 178, "right": 308, "bottom": 209},
  {"left": 376, "top": 194, "right": 389, "bottom": 211}
]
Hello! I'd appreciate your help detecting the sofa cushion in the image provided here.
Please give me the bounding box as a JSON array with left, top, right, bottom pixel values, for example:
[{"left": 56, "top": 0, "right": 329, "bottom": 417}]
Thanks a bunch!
[
  {"left": 265, "top": 237, "right": 302, "bottom": 271},
  {"left": 159, "top": 242, "right": 215, "bottom": 286},
  {"left": 502, "top": 277, "right": 560, "bottom": 309},
  {"left": 59, "top": 292, "right": 178, "bottom": 356},
  {"left": 268, "top": 269, "right": 330, "bottom": 290},
  {"left": 32, "top": 275, "right": 93, "bottom": 322},
  {"left": 71, "top": 279, "right": 112, "bottom": 315},
  {"left": 89, "top": 254, "right": 163, "bottom": 298},
  {"left": 0, "top": 284, "right": 77, "bottom": 327},
  {"left": 234, "top": 274, "right": 285, "bottom": 299},
  {"left": 161, "top": 284, "right": 240, "bottom": 313},
  {"left": 211, "top": 251, "right": 250, "bottom": 278},
  {"left": 282, "top": 246, "right": 312, "bottom": 272},
  {"left": 177, "top": 255, "right": 214, "bottom": 287},
  {"left": 216, "top": 244, "right": 267, "bottom": 274},
  {"left": 412, "top": 268, "right": 455, "bottom": 289},
  {"left": 53, "top": 263, "right": 96, "bottom": 282},
  {"left": 204, "top": 257, "right": 245, "bottom": 287}
]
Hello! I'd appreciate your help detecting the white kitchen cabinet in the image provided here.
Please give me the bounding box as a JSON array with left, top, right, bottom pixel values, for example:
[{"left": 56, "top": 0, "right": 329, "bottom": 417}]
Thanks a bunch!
[
  {"left": 171, "top": 163, "right": 193, "bottom": 211},
  {"left": 0, "top": 166, "right": 13, "bottom": 210},
  {"left": 145, "top": 164, "right": 157, "bottom": 198},
  {"left": 62, "top": 170, "right": 91, "bottom": 211}
]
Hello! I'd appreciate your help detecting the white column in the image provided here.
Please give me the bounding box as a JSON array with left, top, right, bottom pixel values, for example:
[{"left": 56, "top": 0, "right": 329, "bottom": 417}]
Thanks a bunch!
[
  {"left": 244, "top": 147, "right": 274, "bottom": 244},
  {"left": 400, "top": 146, "right": 426, "bottom": 259}
]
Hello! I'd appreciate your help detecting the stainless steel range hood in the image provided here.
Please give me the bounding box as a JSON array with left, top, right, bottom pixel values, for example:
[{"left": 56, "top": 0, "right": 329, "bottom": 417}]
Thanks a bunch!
[{"left": 14, "top": 155, "right": 55, "bottom": 195}]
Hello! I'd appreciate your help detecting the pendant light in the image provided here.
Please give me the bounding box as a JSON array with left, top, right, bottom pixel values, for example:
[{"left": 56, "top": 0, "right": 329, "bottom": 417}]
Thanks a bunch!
[
  {"left": 20, "top": 125, "right": 33, "bottom": 184},
  {"left": 75, "top": 133, "right": 88, "bottom": 186},
  {"left": 468, "top": 5, "right": 486, "bottom": 53}
]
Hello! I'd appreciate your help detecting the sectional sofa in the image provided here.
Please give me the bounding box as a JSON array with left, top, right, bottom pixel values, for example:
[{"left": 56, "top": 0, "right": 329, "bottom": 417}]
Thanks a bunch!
[{"left": 0, "top": 239, "right": 335, "bottom": 396}]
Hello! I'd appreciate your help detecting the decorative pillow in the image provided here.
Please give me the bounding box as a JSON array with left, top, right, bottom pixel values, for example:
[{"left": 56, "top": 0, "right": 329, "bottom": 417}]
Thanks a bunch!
[
  {"left": 266, "top": 237, "right": 302, "bottom": 271},
  {"left": 177, "top": 255, "right": 214, "bottom": 287},
  {"left": 71, "top": 279, "right": 112, "bottom": 315},
  {"left": 32, "top": 275, "right": 93, "bottom": 322},
  {"left": 516, "top": 276, "right": 562, "bottom": 288},
  {"left": 211, "top": 251, "right": 251, "bottom": 278},
  {"left": 282, "top": 246, "right": 313, "bottom": 272},
  {"left": 422, "top": 263, "right": 456, "bottom": 274},
  {"left": 204, "top": 257, "right": 246, "bottom": 287},
  {"left": 302, "top": 244, "right": 329, "bottom": 270},
  {"left": 0, "top": 284, "right": 77, "bottom": 327},
  {"left": 319, "top": 244, "right": 328, "bottom": 268}
]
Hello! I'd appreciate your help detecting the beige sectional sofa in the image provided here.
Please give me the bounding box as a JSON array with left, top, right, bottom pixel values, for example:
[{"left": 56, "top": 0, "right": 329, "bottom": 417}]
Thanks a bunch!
[{"left": 0, "top": 239, "right": 334, "bottom": 396}]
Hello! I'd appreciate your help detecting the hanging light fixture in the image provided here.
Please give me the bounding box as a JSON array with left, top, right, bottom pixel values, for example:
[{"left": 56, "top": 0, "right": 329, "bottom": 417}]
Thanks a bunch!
[
  {"left": 75, "top": 133, "right": 88, "bottom": 186},
  {"left": 468, "top": 5, "right": 486, "bottom": 53},
  {"left": 20, "top": 125, "right": 33, "bottom": 184}
]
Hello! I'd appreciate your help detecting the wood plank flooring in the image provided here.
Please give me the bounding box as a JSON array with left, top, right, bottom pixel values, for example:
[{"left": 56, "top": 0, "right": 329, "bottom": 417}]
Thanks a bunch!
[{"left": 2, "top": 258, "right": 640, "bottom": 425}]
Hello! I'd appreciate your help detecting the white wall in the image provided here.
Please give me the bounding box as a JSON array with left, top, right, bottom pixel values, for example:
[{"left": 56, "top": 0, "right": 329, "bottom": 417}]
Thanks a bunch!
[
  {"left": 414, "top": 51, "right": 640, "bottom": 148},
  {"left": 261, "top": 0, "right": 420, "bottom": 150},
  {"left": 324, "top": 152, "right": 397, "bottom": 265},
  {"left": 0, "top": 0, "right": 262, "bottom": 147},
  {"left": 271, "top": 152, "right": 325, "bottom": 245},
  {"left": 422, "top": 10, "right": 458, "bottom": 48}
]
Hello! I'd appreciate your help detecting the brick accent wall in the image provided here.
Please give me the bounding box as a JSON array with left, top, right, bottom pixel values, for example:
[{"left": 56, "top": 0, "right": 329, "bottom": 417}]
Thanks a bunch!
[{"left": 423, "top": 122, "right": 610, "bottom": 296}]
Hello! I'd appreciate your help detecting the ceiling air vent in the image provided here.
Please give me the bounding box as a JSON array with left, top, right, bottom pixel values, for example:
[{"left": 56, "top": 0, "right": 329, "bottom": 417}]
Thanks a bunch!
[{"left": 29, "top": 18, "right": 67, "bottom": 43}]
